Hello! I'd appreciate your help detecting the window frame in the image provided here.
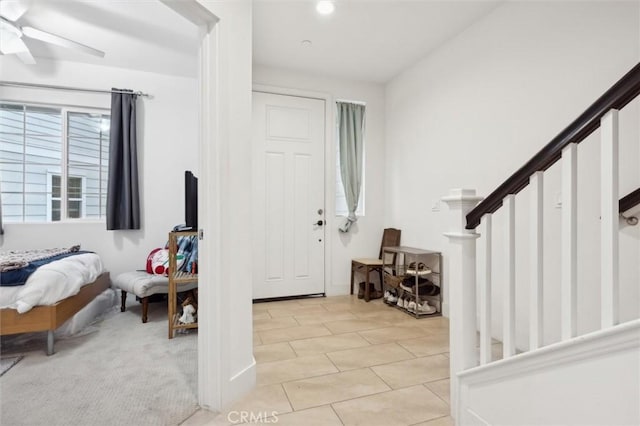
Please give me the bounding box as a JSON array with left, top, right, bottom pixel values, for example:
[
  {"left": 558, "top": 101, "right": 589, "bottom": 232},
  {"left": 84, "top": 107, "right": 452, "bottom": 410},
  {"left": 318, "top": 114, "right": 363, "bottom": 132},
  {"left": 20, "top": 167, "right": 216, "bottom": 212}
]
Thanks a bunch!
[{"left": 0, "top": 101, "right": 110, "bottom": 224}]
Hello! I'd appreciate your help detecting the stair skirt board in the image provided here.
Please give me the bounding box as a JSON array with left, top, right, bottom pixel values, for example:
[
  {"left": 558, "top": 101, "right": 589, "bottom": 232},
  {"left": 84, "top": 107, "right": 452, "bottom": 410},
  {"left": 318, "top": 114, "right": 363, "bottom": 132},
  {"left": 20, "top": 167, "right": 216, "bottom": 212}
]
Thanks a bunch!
[{"left": 456, "top": 319, "right": 640, "bottom": 426}]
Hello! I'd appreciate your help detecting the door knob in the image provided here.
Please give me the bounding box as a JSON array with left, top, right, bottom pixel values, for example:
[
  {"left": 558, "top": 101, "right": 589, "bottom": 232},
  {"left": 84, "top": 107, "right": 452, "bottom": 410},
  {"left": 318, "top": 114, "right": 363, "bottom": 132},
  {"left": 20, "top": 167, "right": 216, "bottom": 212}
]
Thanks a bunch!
[{"left": 313, "top": 220, "right": 324, "bottom": 226}]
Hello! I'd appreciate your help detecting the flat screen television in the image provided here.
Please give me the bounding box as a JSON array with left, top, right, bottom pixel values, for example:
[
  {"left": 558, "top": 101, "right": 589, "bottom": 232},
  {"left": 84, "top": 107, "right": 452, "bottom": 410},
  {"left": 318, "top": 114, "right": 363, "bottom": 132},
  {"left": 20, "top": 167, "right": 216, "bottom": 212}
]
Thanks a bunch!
[{"left": 185, "top": 170, "right": 198, "bottom": 230}]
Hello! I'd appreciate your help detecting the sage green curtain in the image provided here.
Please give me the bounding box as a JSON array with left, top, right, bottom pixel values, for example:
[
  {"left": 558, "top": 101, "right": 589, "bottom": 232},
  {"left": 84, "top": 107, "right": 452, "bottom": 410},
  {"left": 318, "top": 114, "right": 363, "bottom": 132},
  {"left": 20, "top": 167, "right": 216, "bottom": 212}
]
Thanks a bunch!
[{"left": 337, "top": 101, "right": 366, "bottom": 233}]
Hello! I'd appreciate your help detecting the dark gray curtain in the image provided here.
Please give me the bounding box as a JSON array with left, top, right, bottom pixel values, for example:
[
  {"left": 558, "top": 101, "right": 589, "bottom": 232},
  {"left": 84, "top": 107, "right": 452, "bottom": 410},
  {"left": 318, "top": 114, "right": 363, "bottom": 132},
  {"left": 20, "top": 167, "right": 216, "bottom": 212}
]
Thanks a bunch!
[{"left": 106, "top": 89, "right": 140, "bottom": 230}]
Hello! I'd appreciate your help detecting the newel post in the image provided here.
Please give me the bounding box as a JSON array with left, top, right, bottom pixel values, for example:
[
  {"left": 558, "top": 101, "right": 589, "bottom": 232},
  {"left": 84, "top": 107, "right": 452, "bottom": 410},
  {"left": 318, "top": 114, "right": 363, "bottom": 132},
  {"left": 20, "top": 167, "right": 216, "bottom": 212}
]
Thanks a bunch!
[{"left": 441, "top": 188, "right": 483, "bottom": 419}]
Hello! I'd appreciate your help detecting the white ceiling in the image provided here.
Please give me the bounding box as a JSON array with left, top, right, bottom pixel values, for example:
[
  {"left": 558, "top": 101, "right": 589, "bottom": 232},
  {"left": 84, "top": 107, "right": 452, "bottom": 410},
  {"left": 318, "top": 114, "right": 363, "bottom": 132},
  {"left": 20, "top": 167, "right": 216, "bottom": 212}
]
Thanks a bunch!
[
  {"left": 1, "top": 0, "right": 503, "bottom": 84},
  {"left": 253, "top": 0, "right": 503, "bottom": 83},
  {"left": 0, "top": 0, "right": 200, "bottom": 77}
]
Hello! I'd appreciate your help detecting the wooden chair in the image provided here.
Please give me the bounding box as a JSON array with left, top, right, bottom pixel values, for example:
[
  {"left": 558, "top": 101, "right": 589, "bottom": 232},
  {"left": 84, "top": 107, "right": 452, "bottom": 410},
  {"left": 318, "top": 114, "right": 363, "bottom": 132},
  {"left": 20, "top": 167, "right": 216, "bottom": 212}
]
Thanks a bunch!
[{"left": 350, "top": 228, "right": 401, "bottom": 302}]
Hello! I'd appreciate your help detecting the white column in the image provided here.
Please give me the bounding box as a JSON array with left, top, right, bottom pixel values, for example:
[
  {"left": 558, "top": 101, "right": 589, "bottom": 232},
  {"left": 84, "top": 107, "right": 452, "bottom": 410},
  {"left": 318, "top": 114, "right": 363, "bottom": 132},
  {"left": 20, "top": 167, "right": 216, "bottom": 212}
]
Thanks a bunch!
[
  {"left": 561, "top": 143, "right": 578, "bottom": 340},
  {"left": 442, "top": 188, "right": 483, "bottom": 419},
  {"left": 530, "top": 171, "right": 544, "bottom": 350},
  {"left": 600, "top": 109, "right": 619, "bottom": 328},
  {"left": 479, "top": 214, "right": 492, "bottom": 365},
  {"left": 503, "top": 194, "right": 516, "bottom": 358}
]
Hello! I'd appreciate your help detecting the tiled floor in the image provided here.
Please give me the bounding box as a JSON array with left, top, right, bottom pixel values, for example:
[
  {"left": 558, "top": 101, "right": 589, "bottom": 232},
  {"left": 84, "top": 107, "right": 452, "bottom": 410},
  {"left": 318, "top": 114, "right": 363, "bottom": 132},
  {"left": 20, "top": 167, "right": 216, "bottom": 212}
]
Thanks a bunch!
[{"left": 182, "top": 295, "right": 455, "bottom": 426}]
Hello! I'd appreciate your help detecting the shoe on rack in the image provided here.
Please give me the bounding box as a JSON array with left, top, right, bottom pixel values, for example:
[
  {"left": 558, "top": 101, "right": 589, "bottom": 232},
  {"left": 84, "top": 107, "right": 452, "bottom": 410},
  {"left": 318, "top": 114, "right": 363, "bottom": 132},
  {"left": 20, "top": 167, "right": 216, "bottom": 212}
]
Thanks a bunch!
[
  {"left": 407, "top": 300, "right": 417, "bottom": 312},
  {"left": 396, "top": 297, "right": 404, "bottom": 307},
  {"left": 416, "top": 301, "right": 436, "bottom": 314},
  {"left": 387, "top": 293, "right": 398, "bottom": 303},
  {"left": 383, "top": 290, "right": 390, "bottom": 301},
  {"left": 403, "top": 298, "right": 410, "bottom": 309},
  {"left": 406, "top": 262, "right": 432, "bottom": 276}
]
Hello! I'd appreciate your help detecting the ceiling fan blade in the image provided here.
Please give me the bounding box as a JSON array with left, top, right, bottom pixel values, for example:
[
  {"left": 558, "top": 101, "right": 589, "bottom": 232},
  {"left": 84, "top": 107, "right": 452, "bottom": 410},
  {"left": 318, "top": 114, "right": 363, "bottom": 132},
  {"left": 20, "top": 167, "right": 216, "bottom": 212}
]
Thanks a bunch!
[
  {"left": 22, "top": 26, "right": 105, "bottom": 58},
  {"left": 0, "top": 34, "right": 35, "bottom": 64},
  {"left": 0, "top": 0, "right": 30, "bottom": 22},
  {"left": 0, "top": 30, "right": 24, "bottom": 53},
  {"left": 15, "top": 46, "right": 35, "bottom": 64}
]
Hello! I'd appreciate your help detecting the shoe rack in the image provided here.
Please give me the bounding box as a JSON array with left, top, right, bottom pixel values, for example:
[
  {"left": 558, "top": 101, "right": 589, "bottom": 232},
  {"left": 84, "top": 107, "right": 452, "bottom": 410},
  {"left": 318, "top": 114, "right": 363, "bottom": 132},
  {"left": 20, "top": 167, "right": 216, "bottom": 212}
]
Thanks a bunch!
[
  {"left": 168, "top": 230, "right": 199, "bottom": 339},
  {"left": 381, "top": 246, "right": 443, "bottom": 319}
]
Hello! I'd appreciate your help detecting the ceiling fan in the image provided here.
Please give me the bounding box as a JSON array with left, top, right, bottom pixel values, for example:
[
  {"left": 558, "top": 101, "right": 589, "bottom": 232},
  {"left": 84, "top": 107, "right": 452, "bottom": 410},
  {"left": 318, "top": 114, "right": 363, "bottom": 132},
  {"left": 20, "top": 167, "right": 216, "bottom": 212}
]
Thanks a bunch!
[{"left": 0, "top": 1, "right": 105, "bottom": 64}]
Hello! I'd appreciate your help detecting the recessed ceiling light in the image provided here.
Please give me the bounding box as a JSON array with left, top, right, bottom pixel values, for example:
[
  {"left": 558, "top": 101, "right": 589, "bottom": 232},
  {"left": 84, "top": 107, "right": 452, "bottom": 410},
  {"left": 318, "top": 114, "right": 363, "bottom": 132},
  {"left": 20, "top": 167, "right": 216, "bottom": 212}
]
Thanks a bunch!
[
  {"left": 316, "top": 1, "right": 335, "bottom": 15},
  {"left": 301, "top": 40, "right": 312, "bottom": 47}
]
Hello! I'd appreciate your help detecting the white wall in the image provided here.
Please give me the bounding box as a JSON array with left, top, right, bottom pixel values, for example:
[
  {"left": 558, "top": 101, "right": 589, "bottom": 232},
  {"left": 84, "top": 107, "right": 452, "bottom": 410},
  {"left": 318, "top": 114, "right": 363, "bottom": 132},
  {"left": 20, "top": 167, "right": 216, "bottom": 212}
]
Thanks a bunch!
[
  {"left": 0, "top": 57, "right": 199, "bottom": 278},
  {"left": 197, "top": 0, "right": 256, "bottom": 410},
  {"left": 252, "top": 65, "right": 386, "bottom": 295},
  {"left": 458, "top": 320, "right": 640, "bottom": 425},
  {"left": 385, "top": 1, "right": 640, "bottom": 348}
]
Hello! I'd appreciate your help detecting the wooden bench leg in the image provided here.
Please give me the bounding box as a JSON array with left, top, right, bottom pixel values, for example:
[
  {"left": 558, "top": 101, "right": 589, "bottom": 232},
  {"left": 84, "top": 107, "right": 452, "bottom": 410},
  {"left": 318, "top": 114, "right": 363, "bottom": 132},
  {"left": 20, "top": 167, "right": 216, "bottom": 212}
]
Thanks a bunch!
[
  {"left": 141, "top": 297, "right": 149, "bottom": 323},
  {"left": 350, "top": 262, "right": 355, "bottom": 295},
  {"left": 120, "top": 290, "right": 127, "bottom": 312}
]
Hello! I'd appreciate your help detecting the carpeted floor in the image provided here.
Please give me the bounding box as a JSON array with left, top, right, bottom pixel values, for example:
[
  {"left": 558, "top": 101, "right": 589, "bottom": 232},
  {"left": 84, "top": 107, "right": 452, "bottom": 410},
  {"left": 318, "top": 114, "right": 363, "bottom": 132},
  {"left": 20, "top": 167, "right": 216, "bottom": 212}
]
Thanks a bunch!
[
  {"left": 0, "top": 355, "right": 24, "bottom": 377},
  {"left": 0, "top": 297, "right": 198, "bottom": 426}
]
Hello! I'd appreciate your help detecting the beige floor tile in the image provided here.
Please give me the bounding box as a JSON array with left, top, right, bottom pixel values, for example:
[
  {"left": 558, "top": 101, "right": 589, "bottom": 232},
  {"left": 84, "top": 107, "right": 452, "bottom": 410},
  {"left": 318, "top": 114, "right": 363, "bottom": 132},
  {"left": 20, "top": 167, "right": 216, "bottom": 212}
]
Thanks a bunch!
[
  {"left": 256, "top": 354, "right": 338, "bottom": 385},
  {"left": 327, "top": 342, "right": 414, "bottom": 371},
  {"left": 295, "top": 296, "right": 335, "bottom": 305},
  {"left": 290, "top": 332, "right": 370, "bottom": 356},
  {"left": 254, "top": 342, "right": 298, "bottom": 363},
  {"left": 253, "top": 316, "right": 299, "bottom": 332},
  {"left": 258, "top": 324, "right": 332, "bottom": 344},
  {"left": 254, "top": 299, "right": 303, "bottom": 310},
  {"left": 320, "top": 294, "right": 359, "bottom": 304},
  {"left": 252, "top": 311, "right": 271, "bottom": 320},
  {"left": 424, "top": 379, "right": 450, "bottom": 404},
  {"left": 353, "top": 308, "right": 414, "bottom": 323},
  {"left": 396, "top": 331, "right": 449, "bottom": 357},
  {"left": 283, "top": 368, "right": 390, "bottom": 410},
  {"left": 371, "top": 355, "right": 449, "bottom": 389},
  {"left": 324, "top": 318, "right": 392, "bottom": 334},
  {"left": 268, "top": 405, "right": 342, "bottom": 425},
  {"left": 268, "top": 305, "right": 329, "bottom": 318},
  {"left": 223, "top": 383, "right": 293, "bottom": 418},
  {"left": 182, "top": 385, "right": 294, "bottom": 426},
  {"left": 332, "top": 385, "right": 449, "bottom": 426},
  {"left": 253, "top": 332, "right": 262, "bottom": 347},
  {"left": 294, "top": 310, "right": 358, "bottom": 325},
  {"left": 323, "top": 300, "right": 385, "bottom": 313},
  {"left": 413, "top": 415, "right": 454, "bottom": 426},
  {"left": 358, "top": 325, "right": 429, "bottom": 344}
]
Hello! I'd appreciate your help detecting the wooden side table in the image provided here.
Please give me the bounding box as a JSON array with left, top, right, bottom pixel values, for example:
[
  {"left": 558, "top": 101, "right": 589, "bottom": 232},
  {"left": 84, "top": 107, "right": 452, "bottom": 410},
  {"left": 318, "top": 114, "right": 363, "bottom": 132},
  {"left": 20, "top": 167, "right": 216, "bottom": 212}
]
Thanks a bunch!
[{"left": 350, "top": 258, "right": 383, "bottom": 302}]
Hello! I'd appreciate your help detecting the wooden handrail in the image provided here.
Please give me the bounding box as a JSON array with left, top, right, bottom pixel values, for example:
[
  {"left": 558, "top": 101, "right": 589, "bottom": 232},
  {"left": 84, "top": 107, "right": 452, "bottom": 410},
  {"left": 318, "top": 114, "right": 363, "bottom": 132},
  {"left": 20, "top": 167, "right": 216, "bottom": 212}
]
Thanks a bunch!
[
  {"left": 620, "top": 188, "right": 640, "bottom": 213},
  {"left": 466, "top": 62, "right": 640, "bottom": 230}
]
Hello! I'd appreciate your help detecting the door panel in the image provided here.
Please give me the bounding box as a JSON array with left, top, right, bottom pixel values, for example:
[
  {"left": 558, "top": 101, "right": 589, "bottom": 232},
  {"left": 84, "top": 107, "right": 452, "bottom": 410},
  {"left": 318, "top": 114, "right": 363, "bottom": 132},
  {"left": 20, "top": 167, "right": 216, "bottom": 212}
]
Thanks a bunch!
[{"left": 252, "top": 92, "right": 325, "bottom": 299}]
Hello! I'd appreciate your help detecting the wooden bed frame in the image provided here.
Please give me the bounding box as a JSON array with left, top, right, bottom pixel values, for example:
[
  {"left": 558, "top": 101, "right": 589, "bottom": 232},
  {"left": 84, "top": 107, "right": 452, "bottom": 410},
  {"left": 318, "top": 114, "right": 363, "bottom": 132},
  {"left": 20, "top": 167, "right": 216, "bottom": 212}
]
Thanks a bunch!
[{"left": 0, "top": 272, "right": 110, "bottom": 355}]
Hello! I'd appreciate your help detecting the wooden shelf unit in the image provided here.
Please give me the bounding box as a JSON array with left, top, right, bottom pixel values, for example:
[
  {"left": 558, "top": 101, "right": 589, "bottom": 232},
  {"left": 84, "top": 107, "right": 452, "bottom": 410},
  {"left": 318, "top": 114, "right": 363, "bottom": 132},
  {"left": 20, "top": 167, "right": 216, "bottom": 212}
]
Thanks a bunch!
[{"left": 168, "top": 230, "right": 198, "bottom": 339}]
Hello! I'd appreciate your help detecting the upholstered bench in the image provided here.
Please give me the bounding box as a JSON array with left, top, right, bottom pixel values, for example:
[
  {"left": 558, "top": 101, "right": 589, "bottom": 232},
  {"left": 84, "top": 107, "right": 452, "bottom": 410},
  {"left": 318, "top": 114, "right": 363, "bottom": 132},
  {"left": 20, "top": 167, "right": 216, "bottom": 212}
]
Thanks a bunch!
[{"left": 112, "top": 270, "right": 197, "bottom": 323}]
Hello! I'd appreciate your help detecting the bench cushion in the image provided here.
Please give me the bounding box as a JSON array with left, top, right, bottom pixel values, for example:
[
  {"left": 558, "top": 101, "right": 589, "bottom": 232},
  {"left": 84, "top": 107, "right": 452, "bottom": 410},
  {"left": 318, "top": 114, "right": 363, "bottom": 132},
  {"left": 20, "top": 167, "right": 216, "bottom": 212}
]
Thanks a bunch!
[{"left": 112, "top": 270, "right": 196, "bottom": 298}]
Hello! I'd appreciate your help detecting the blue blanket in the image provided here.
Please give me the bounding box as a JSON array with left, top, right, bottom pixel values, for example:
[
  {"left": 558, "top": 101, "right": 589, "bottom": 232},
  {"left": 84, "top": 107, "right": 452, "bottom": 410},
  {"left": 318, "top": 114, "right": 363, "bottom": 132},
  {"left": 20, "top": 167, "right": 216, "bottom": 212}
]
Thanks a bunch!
[{"left": 0, "top": 251, "right": 92, "bottom": 287}]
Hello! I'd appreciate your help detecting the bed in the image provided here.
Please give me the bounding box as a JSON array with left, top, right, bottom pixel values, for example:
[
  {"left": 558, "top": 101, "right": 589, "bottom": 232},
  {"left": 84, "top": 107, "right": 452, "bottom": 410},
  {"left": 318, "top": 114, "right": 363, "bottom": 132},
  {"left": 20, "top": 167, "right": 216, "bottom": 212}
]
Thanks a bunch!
[{"left": 0, "top": 251, "right": 111, "bottom": 355}]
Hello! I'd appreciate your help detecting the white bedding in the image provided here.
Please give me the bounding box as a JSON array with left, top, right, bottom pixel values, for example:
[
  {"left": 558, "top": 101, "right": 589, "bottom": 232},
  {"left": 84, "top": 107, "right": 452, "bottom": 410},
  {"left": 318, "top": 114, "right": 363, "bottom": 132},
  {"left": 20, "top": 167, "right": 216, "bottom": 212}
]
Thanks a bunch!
[{"left": 0, "top": 253, "right": 105, "bottom": 314}]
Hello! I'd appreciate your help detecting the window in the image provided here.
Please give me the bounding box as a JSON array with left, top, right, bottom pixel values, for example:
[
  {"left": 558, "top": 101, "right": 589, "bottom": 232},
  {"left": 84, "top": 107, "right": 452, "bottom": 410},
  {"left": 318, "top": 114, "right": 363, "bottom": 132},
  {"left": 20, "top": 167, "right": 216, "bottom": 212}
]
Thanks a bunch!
[{"left": 0, "top": 103, "right": 110, "bottom": 223}]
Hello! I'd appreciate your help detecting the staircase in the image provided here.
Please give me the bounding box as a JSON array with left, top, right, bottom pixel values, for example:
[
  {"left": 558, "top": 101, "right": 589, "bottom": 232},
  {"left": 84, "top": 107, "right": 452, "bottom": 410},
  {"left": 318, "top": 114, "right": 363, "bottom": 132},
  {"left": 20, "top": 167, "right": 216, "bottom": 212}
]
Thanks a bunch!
[{"left": 441, "top": 63, "right": 640, "bottom": 425}]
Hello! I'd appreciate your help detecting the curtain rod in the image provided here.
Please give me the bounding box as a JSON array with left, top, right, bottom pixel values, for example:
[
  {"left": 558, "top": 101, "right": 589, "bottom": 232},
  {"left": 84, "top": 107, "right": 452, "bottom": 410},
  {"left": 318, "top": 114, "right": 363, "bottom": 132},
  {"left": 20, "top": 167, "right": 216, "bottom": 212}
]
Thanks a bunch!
[
  {"left": 0, "top": 81, "right": 151, "bottom": 98},
  {"left": 336, "top": 98, "right": 366, "bottom": 106}
]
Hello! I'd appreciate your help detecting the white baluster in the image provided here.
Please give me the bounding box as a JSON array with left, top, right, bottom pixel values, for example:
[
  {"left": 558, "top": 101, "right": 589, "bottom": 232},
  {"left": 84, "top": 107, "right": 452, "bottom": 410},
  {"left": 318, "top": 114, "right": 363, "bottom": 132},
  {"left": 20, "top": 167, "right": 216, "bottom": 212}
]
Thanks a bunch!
[
  {"left": 503, "top": 194, "right": 516, "bottom": 358},
  {"left": 600, "top": 109, "right": 619, "bottom": 328},
  {"left": 479, "top": 214, "right": 492, "bottom": 364},
  {"left": 530, "top": 171, "right": 544, "bottom": 350},
  {"left": 561, "top": 143, "right": 578, "bottom": 340},
  {"left": 442, "top": 189, "right": 483, "bottom": 419}
]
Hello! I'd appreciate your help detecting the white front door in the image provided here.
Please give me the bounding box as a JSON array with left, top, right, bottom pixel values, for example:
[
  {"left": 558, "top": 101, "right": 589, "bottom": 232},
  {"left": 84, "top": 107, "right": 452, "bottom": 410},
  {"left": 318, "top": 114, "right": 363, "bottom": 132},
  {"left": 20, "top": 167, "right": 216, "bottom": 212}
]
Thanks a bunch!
[{"left": 252, "top": 91, "right": 326, "bottom": 299}]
